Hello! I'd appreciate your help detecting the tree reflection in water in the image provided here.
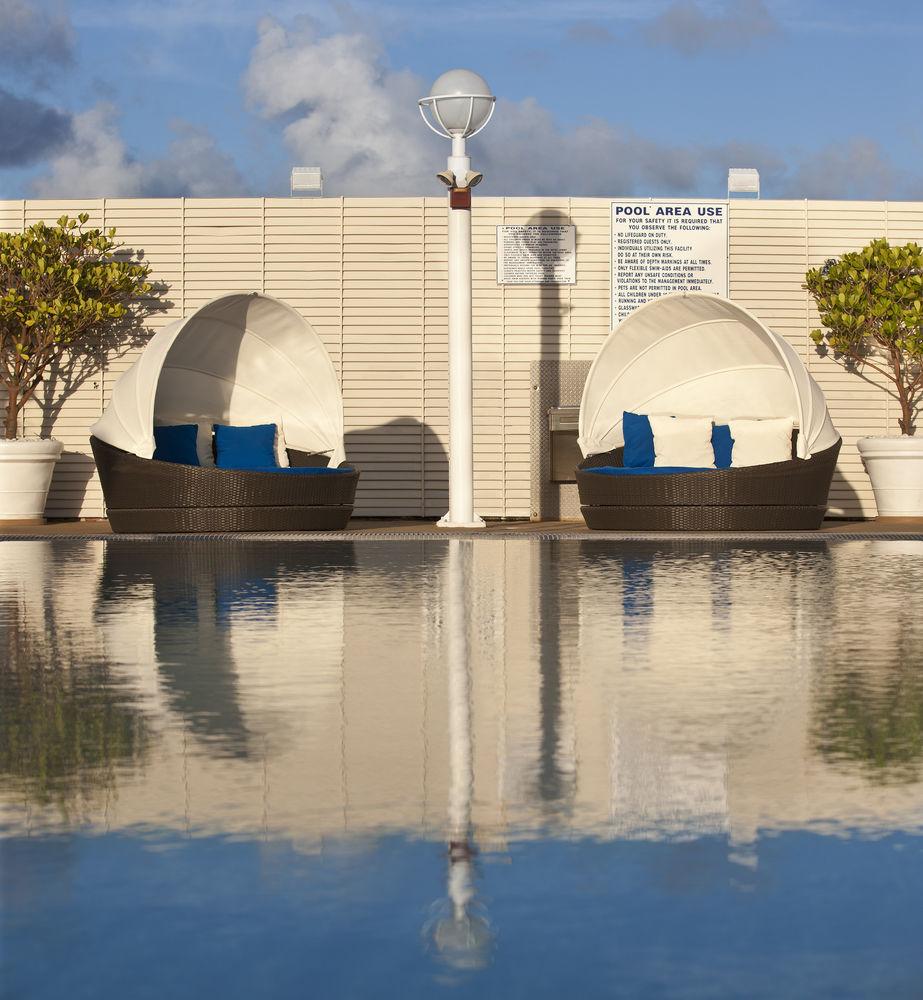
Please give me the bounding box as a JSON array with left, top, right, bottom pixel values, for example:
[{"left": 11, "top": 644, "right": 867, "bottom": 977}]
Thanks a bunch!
[
  {"left": 0, "top": 543, "right": 149, "bottom": 816},
  {"left": 812, "top": 542, "right": 923, "bottom": 785},
  {"left": 813, "top": 658, "right": 923, "bottom": 783}
]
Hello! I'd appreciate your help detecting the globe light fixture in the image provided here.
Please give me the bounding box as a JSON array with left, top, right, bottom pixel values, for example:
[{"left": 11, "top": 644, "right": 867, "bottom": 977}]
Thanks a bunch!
[
  {"left": 419, "top": 70, "right": 496, "bottom": 528},
  {"left": 419, "top": 68, "right": 495, "bottom": 141}
]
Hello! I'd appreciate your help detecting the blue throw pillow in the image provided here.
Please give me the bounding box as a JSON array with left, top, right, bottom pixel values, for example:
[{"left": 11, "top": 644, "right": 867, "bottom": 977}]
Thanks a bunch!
[
  {"left": 712, "top": 423, "right": 734, "bottom": 469},
  {"left": 622, "top": 411, "right": 655, "bottom": 467},
  {"left": 153, "top": 424, "right": 200, "bottom": 466},
  {"left": 214, "top": 423, "right": 278, "bottom": 470}
]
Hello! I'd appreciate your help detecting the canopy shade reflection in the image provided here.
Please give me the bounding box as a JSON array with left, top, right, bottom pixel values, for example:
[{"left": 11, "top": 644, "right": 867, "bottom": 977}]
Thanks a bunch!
[{"left": 578, "top": 293, "right": 839, "bottom": 461}]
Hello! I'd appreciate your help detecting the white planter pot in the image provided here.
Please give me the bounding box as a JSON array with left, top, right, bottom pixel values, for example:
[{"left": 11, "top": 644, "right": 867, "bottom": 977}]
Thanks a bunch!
[
  {"left": 0, "top": 438, "right": 64, "bottom": 521},
  {"left": 856, "top": 435, "right": 923, "bottom": 517}
]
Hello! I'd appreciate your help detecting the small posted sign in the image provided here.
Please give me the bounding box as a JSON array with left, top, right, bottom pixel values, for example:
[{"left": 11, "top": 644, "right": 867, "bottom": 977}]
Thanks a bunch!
[{"left": 497, "top": 225, "right": 576, "bottom": 285}]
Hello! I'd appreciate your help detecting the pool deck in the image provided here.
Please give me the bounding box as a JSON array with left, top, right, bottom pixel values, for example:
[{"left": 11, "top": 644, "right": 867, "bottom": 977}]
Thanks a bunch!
[{"left": 2, "top": 516, "right": 923, "bottom": 540}]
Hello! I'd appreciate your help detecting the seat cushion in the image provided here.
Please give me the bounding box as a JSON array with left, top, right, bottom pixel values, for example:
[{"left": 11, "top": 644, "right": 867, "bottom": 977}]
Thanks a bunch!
[
  {"left": 214, "top": 423, "right": 279, "bottom": 470},
  {"left": 233, "top": 466, "right": 354, "bottom": 475},
  {"left": 622, "top": 411, "right": 735, "bottom": 469},
  {"left": 712, "top": 423, "right": 734, "bottom": 469},
  {"left": 727, "top": 418, "right": 794, "bottom": 467},
  {"left": 650, "top": 415, "right": 716, "bottom": 468},
  {"left": 622, "top": 411, "right": 656, "bottom": 467},
  {"left": 153, "top": 424, "right": 200, "bottom": 466},
  {"left": 586, "top": 466, "right": 713, "bottom": 476}
]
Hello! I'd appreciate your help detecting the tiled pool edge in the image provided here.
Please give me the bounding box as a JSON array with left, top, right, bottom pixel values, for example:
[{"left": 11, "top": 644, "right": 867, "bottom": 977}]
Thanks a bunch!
[{"left": 2, "top": 531, "right": 923, "bottom": 543}]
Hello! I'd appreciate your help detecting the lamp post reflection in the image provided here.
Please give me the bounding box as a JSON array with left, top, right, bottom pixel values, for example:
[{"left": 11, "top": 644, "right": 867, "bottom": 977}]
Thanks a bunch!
[{"left": 428, "top": 540, "right": 492, "bottom": 972}]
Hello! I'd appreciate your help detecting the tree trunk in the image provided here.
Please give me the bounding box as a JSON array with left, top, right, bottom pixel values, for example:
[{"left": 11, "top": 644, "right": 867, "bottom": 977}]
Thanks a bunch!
[
  {"left": 4, "top": 388, "right": 20, "bottom": 439},
  {"left": 896, "top": 380, "right": 915, "bottom": 436}
]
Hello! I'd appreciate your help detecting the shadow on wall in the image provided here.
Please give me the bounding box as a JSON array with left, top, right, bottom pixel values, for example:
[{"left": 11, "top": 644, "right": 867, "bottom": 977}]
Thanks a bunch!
[
  {"left": 345, "top": 417, "right": 448, "bottom": 518},
  {"left": 45, "top": 451, "right": 98, "bottom": 517},
  {"left": 828, "top": 459, "right": 862, "bottom": 518},
  {"left": 528, "top": 209, "right": 576, "bottom": 521},
  {"left": 528, "top": 209, "right": 573, "bottom": 365}
]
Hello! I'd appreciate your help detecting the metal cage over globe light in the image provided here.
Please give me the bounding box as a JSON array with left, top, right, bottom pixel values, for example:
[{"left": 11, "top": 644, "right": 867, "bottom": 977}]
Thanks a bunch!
[{"left": 418, "top": 69, "right": 495, "bottom": 141}]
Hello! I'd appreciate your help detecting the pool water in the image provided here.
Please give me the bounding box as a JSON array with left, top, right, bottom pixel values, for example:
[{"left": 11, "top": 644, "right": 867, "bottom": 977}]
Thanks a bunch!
[{"left": 2, "top": 537, "right": 923, "bottom": 998}]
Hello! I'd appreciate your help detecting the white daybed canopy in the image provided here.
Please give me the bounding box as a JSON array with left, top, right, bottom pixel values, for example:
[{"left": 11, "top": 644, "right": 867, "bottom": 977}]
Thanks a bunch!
[
  {"left": 579, "top": 293, "right": 839, "bottom": 460},
  {"left": 92, "top": 293, "right": 346, "bottom": 466}
]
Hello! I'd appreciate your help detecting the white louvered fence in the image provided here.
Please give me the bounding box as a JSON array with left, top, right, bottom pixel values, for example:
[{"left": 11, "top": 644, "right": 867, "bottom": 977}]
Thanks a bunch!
[{"left": 2, "top": 196, "right": 918, "bottom": 519}]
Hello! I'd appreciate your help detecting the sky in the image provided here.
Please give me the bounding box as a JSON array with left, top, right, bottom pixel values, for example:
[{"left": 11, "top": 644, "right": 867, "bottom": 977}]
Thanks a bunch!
[{"left": 2, "top": 0, "right": 923, "bottom": 201}]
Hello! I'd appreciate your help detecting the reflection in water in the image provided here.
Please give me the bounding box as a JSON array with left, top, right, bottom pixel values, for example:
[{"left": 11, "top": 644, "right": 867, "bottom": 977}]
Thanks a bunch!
[
  {"left": 811, "top": 542, "right": 923, "bottom": 783},
  {"left": 428, "top": 541, "right": 492, "bottom": 972},
  {"left": 0, "top": 543, "right": 149, "bottom": 814},
  {"left": 2, "top": 536, "right": 923, "bottom": 998},
  {"left": 536, "top": 542, "right": 577, "bottom": 812}
]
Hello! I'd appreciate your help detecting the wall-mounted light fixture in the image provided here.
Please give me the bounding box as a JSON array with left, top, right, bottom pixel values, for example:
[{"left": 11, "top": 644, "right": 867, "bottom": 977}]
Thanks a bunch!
[
  {"left": 727, "top": 168, "right": 760, "bottom": 198},
  {"left": 291, "top": 167, "right": 324, "bottom": 197}
]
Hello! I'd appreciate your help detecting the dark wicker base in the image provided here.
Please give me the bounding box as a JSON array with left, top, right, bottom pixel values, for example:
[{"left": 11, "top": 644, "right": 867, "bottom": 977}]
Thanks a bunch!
[
  {"left": 91, "top": 436, "right": 358, "bottom": 533},
  {"left": 106, "top": 505, "right": 354, "bottom": 533},
  {"left": 577, "top": 439, "right": 841, "bottom": 532},
  {"left": 581, "top": 504, "right": 828, "bottom": 531}
]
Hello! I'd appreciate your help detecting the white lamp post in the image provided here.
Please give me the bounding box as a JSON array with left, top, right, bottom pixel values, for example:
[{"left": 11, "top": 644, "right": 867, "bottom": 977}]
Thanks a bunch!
[{"left": 419, "top": 70, "right": 495, "bottom": 528}]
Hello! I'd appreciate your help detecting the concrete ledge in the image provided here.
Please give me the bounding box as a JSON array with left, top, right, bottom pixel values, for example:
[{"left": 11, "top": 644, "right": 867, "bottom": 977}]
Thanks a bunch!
[{"left": 1, "top": 516, "right": 922, "bottom": 542}]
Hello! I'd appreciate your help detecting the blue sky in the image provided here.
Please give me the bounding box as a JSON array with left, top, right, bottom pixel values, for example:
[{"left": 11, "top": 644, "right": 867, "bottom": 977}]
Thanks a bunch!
[{"left": 2, "top": 0, "right": 922, "bottom": 199}]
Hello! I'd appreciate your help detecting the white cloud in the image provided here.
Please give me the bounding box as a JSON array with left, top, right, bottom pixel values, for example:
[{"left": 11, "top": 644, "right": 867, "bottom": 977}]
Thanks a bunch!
[
  {"left": 20, "top": 11, "right": 920, "bottom": 203},
  {"left": 0, "top": 0, "right": 74, "bottom": 76},
  {"left": 0, "top": 86, "right": 72, "bottom": 166},
  {"left": 643, "top": 0, "right": 780, "bottom": 54},
  {"left": 30, "top": 104, "right": 141, "bottom": 197},
  {"left": 244, "top": 17, "right": 439, "bottom": 195},
  {"left": 146, "top": 123, "right": 252, "bottom": 198},
  {"left": 779, "top": 138, "right": 903, "bottom": 200},
  {"left": 566, "top": 20, "right": 618, "bottom": 45},
  {"left": 31, "top": 104, "right": 250, "bottom": 198},
  {"left": 242, "top": 16, "right": 923, "bottom": 202},
  {"left": 243, "top": 16, "right": 754, "bottom": 198}
]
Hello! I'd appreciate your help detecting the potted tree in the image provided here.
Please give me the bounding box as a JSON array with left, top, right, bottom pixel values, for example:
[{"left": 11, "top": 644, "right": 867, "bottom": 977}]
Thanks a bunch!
[
  {"left": 0, "top": 214, "right": 151, "bottom": 521},
  {"left": 805, "top": 238, "right": 923, "bottom": 517}
]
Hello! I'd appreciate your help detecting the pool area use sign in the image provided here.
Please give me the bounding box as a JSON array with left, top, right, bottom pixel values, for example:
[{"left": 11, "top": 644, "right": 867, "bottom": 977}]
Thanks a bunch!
[
  {"left": 611, "top": 200, "right": 728, "bottom": 324},
  {"left": 497, "top": 225, "right": 576, "bottom": 284}
]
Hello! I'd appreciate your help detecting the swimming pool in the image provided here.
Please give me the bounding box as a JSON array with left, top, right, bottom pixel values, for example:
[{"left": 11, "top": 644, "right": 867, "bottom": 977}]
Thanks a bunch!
[{"left": 2, "top": 537, "right": 922, "bottom": 998}]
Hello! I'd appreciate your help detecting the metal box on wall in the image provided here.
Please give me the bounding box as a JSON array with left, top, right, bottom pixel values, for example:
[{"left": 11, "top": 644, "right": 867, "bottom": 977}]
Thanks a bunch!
[
  {"left": 548, "top": 407, "right": 581, "bottom": 483},
  {"left": 530, "top": 360, "right": 591, "bottom": 521}
]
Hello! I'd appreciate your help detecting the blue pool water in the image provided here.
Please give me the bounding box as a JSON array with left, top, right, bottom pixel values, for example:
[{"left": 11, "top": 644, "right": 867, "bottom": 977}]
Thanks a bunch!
[{"left": 2, "top": 538, "right": 923, "bottom": 998}]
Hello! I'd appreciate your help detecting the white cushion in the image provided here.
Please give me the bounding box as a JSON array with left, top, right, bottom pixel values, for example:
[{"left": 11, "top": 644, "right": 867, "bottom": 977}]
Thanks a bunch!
[
  {"left": 195, "top": 423, "right": 215, "bottom": 467},
  {"left": 727, "top": 418, "right": 794, "bottom": 467},
  {"left": 649, "top": 415, "right": 716, "bottom": 468},
  {"left": 153, "top": 418, "right": 215, "bottom": 466},
  {"left": 274, "top": 418, "right": 290, "bottom": 468}
]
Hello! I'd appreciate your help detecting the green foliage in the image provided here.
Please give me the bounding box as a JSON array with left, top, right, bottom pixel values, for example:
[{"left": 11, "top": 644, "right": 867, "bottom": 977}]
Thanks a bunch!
[
  {"left": 804, "top": 238, "right": 923, "bottom": 434},
  {"left": 0, "top": 214, "right": 152, "bottom": 438}
]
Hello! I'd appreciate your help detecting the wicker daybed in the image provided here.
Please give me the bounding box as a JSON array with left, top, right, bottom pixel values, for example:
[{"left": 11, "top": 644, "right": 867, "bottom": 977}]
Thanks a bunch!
[
  {"left": 577, "top": 293, "right": 842, "bottom": 531},
  {"left": 90, "top": 292, "right": 358, "bottom": 532}
]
